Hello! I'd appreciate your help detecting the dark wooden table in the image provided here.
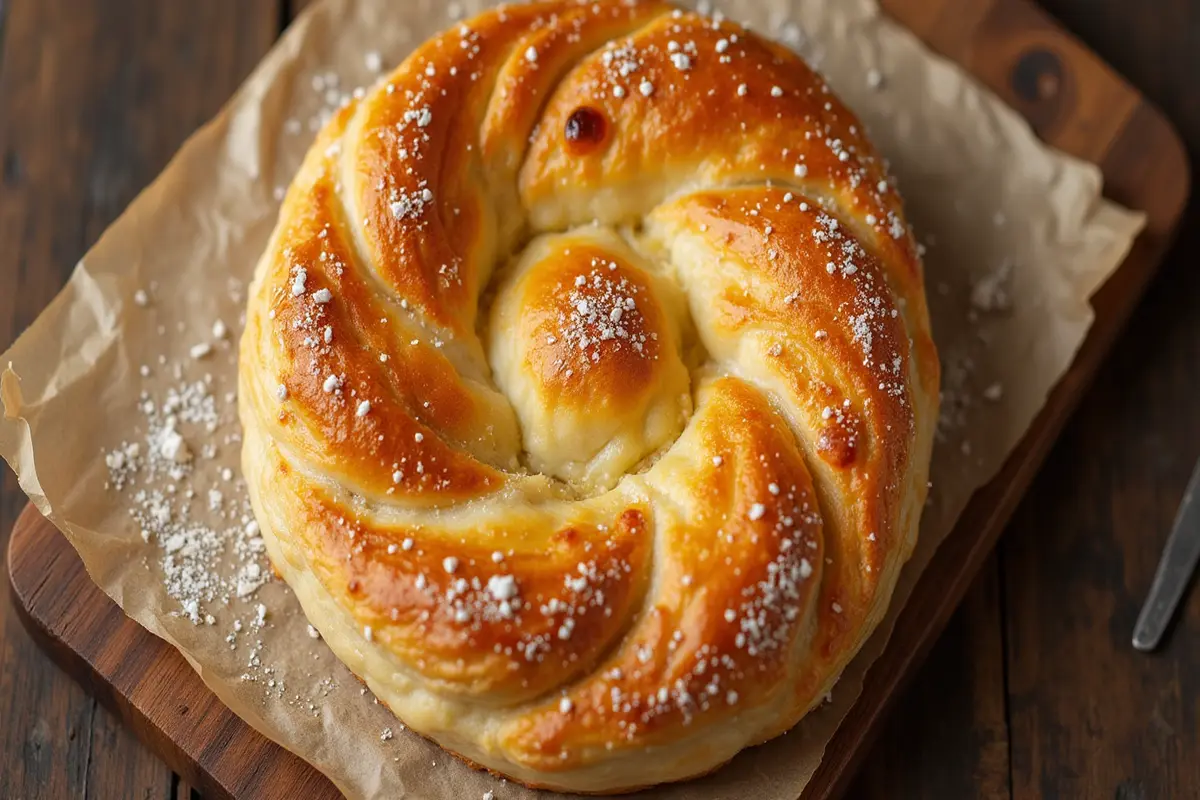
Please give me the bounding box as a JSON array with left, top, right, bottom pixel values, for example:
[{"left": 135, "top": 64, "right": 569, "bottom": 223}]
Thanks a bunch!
[{"left": 1, "top": 1, "right": 1197, "bottom": 798}]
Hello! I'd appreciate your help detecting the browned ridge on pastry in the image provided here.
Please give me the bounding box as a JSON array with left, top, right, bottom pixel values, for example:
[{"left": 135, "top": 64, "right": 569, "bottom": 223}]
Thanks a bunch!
[{"left": 238, "top": 0, "right": 940, "bottom": 792}]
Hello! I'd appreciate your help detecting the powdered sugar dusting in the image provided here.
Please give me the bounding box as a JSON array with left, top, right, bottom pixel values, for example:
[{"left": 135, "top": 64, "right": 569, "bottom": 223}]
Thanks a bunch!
[
  {"left": 102, "top": 297, "right": 362, "bottom": 714},
  {"left": 551, "top": 259, "right": 657, "bottom": 374},
  {"left": 104, "top": 376, "right": 269, "bottom": 625}
]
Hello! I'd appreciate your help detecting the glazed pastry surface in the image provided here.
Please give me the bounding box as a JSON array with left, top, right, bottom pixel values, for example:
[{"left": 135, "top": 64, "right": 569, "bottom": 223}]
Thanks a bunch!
[{"left": 238, "top": 1, "right": 940, "bottom": 791}]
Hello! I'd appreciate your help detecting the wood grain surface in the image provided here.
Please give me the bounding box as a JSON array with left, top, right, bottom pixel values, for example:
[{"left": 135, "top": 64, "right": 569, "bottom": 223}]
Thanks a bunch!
[
  {"left": 0, "top": 1, "right": 1198, "bottom": 798},
  {"left": 0, "top": 3, "right": 278, "bottom": 800},
  {"left": 849, "top": 0, "right": 1200, "bottom": 797}
]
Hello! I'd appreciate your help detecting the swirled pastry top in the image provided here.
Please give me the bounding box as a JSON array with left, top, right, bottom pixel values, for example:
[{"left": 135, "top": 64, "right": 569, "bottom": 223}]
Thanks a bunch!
[{"left": 238, "top": 0, "right": 940, "bottom": 792}]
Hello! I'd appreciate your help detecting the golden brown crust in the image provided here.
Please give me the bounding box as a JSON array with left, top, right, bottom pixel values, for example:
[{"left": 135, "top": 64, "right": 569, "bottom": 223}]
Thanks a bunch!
[
  {"left": 511, "top": 239, "right": 672, "bottom": 410},
  {"left": 238, "top": 0, "right": 939, "bottom": 792},
  {"left": 281, "top": 461, "right": 653, "bottom": 701},
  {"left": 499, "top": 377, "right": 826, "bottom": 767},
  {"left": 487, "top": 226, "right": 692, "bottom": 489}
]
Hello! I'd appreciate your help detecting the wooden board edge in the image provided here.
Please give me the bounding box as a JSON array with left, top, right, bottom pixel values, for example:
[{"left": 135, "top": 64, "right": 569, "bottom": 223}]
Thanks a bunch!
[
  {"left": 6, "top": 506, "right": 337, "bottom": 799},
  {"left": 5, "top": 507, "right": 237, "bottom": 800},
  {"left": 1101, "top": 100, "right": 1191, "bottom": 233}
]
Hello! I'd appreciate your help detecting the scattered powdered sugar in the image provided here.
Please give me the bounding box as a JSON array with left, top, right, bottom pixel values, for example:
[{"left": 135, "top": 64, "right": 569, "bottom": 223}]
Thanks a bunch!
[
  {"left": 388, "top": 184, "right": 435, "bottom": 220},
  {"left": 103, "top": 299, "right": 360, "bottom": 716},
  {"left": 105, "top": 375, "right": 270, "bottom": 625},
  {"left": 932, "top": 248, "right": 1019, "bottom": 455},
  {"left": 188, "top": 342, "right": 213, "bottom": 360},
  {"left": 970, "top": 259, "right": 1015, "bottom": 313},
  {"left": 290, "top": 266, "right": 308, "bottom": 297},
  {"left": 937, "top": 355, "right": 975, "bottom": 443},
  {"left": 487, "top": 574, "right": 519, "bottom": 602},
  {"left": 284, "top": 69, "right": 358, "bottom": 136},
  {"left": 552, "top": 260, "right": 657, "bottom": 373}
]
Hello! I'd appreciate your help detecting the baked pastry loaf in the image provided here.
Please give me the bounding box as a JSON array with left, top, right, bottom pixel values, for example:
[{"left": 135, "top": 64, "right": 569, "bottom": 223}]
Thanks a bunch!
[{"left": 238, "top": 0, "right": 939, "bottom": 792}]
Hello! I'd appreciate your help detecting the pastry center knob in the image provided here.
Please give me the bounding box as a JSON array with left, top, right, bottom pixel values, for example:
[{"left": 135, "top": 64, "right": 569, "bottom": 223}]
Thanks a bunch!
[{"left": 487, "top": 227, "right": 691, "bottom": 492}]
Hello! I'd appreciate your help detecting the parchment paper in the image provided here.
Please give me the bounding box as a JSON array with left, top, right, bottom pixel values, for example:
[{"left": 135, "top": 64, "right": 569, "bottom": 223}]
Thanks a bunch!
[{"left": 0, "top": 0, "right": 1145, "bottom": 797}]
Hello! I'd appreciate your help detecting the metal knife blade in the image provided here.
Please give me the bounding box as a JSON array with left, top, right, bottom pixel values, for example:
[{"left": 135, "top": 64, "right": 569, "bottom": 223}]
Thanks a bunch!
[{"left": 1133, "top": 456, "right": 1200, "bottom": 652}]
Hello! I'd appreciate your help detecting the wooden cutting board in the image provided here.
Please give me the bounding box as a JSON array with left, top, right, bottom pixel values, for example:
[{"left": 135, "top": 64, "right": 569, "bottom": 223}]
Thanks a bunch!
[{"left": 5, "top": 0, "right": 1190, "bottom": 797}]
